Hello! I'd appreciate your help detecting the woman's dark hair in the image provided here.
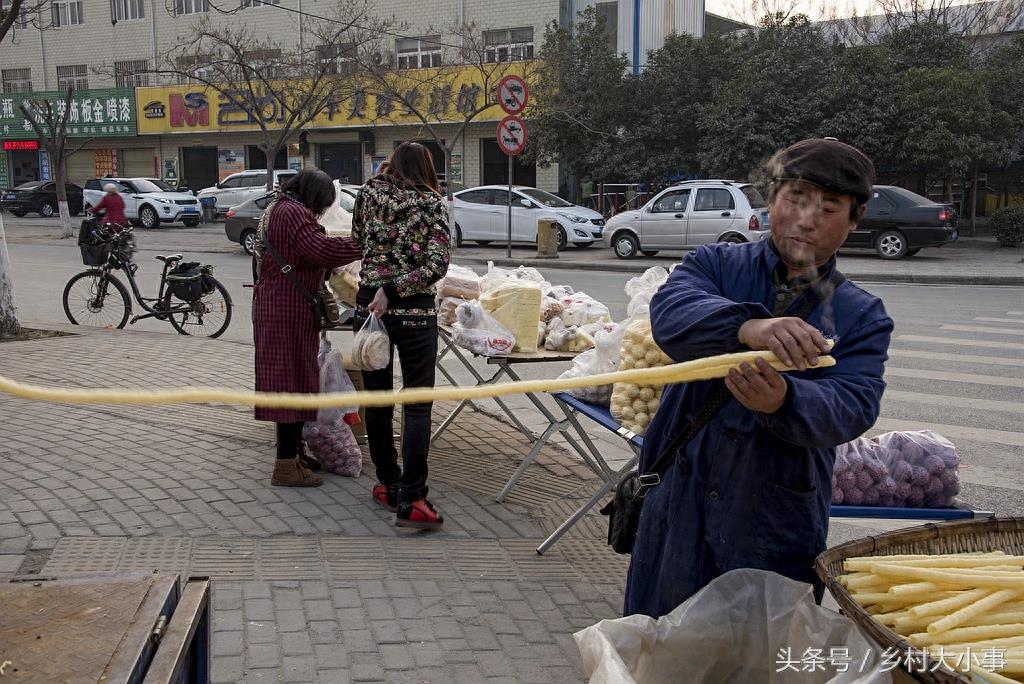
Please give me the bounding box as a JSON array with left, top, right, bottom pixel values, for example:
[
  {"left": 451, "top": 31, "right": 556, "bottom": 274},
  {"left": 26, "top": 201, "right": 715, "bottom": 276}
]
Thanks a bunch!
[
  {"left": 281, "top": 168, "right": 336, "bottom": 216},
  {"left": 378, "top": 142, "right": 440, "bottom": 195}
]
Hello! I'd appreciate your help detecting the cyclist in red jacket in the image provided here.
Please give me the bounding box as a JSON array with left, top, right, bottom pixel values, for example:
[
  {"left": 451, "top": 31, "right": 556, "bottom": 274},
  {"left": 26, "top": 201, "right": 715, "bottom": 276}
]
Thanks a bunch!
[{"left": 91, "top": 183, "right": 128, "bottom": 230}]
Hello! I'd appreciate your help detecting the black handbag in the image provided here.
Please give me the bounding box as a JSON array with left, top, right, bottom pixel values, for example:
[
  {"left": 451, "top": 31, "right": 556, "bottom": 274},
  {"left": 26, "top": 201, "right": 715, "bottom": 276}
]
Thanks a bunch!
[
  {"left": 600, "top": 269, "right": 847, "bottom": 555},
  {"left": 262, "top": 238, "right": 342, "bottom": 332}
]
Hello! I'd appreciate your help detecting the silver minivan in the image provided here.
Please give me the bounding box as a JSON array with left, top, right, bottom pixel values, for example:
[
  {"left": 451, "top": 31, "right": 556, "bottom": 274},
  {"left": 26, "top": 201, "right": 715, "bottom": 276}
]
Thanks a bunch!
[
  {"left": 196, "top": 169, "right": 297, "bottom": 217},
  {"left": 603, "top": 180, "right": 771, "bottom": 258}
]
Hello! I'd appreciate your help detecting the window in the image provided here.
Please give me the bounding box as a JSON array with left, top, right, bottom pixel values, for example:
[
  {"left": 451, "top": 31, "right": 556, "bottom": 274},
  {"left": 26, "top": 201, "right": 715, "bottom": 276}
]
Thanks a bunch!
[
  {"left": 111, "top": 0, "right": 143, "bottom": 21},
  {"left": 51, "top": 0, "right": 83, "bottom": 26},
  {"left": 0, "top": 0, "right": 29, "bottom": 28},
  {"left": 56, "top": 64, "right": 88, "bottom": 90},
  {"left": 174, "top": 0, "right": 207, "bottom": 14},
  {"left": 254, "top": 194, "right": 273, "bottom": 209},
  {"left": 2, "top": 68, "right": 32, "bottom": 93},
  {"left": 114, "top": 60, "right": 149, "bottom": 87},
  {"left": 176, "top": 54, "right": 217, "bottom": 84},
  {"left": 396, "top": 36, "right": 441, "bottom": 70},
  {"left": 458, "top": 189, "right": 491, "bottom": 205},
  {"left": 243, "top": 48, "right": 282, "bottom": 79},
  {"left": 484, "top": 27, "right": 534, "bottom": 63},
  {"left": 220, "top": 176, "right": 246, "bottom": 188},
  {"left": 519, "top": 188, "right": 572, "bottom": 207},
  {"left": 240, "top": 0, "right": 278, "bottom": 7},
  {"left": 596, "top": 2, "right": 618, "bottom": 52},
  {"left": 250, "top": 173, "right": 268, "bottom": 187},
  {"left": 653, "top": 189, "right": 691, "bottom": 213},
  {"left": 693, "top": 188, "right": 735, "bottom": 212},
  {"left": 740, "top": 184, "right": 767, "bottom": 208},
  {"left": 318, "top": 43, "right": 357, "bottom": 75}
]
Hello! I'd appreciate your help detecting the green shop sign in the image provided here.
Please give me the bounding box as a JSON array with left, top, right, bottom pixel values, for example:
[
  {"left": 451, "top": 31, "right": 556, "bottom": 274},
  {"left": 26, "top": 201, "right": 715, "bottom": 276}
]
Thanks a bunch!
[{"left": 0, "top": 88, "right": 137, "bottom": 139}]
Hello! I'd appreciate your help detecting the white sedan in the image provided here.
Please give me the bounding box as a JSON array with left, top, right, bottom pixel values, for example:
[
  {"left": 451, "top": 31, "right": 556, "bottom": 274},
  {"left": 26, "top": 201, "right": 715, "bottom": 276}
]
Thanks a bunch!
[{"left": 452, "top": 185, "right": 604, "bottom": 248}]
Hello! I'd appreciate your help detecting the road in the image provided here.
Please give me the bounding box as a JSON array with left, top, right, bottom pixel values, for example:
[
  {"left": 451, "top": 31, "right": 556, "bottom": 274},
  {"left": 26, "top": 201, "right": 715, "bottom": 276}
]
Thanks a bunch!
[{"left": 5, "top": 235, "right": 1024, "bottom": 544}]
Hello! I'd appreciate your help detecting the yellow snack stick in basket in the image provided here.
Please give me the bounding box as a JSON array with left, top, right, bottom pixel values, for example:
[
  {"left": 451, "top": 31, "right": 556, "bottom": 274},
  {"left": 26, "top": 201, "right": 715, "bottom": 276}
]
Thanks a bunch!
[{"left": 928, "top": 590, "right": 1023, "bottom": 635}]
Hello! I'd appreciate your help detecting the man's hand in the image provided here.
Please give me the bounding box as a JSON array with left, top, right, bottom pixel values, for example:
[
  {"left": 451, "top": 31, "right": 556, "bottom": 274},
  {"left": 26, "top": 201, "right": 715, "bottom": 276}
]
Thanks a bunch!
[
  {"left": 367, "top": 287, "right": 388, "bottom": 317},
  {"left": 725, "top": 358, "right": 788, "bottom": 414},
  {"left": 737, "top": 317, "right": 830, "bottom": 371}
]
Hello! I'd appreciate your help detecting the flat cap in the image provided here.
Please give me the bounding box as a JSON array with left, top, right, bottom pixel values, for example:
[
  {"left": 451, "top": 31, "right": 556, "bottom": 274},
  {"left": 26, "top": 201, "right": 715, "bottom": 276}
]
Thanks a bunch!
[{"left": 771, "top": 138, "right": 875, "bottom": 204}]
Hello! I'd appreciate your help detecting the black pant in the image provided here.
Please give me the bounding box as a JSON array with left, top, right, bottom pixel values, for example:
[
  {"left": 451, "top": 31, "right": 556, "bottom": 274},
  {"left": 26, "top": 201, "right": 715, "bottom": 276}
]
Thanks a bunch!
[{"left": 355, "top": 289, "right": 438, "bottom": 505}]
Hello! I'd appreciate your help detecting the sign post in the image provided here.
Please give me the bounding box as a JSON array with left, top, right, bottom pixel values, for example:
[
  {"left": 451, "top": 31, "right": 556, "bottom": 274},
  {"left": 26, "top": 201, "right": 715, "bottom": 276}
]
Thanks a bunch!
[{"left": 496, "top": 75, "right": 529, "bottom": 259}]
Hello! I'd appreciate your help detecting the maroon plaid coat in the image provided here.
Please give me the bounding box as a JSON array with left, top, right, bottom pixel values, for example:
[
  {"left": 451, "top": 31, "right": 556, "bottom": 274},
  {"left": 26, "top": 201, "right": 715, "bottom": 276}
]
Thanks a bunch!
[{"left": 253, "top": 196, "right": 360, "bottom": 423}]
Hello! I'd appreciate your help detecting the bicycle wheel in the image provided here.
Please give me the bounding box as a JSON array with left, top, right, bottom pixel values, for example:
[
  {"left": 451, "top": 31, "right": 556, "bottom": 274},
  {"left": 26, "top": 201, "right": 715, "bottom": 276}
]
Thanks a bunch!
[
  {"left": 62, "top": 270, "right": 131, "bottom": 329},
  {"left": 167, "top": 275, "right": 233, "bottom": 338}
]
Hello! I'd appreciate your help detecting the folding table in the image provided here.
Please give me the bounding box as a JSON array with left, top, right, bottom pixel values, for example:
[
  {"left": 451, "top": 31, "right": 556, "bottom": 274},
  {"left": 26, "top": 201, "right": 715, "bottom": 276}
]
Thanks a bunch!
[
  {"left": 431, "top": 326, "right": 590, "bottom": 500},
  {"left": 540, "top": 392, "right": 994, "bottom": 555}
]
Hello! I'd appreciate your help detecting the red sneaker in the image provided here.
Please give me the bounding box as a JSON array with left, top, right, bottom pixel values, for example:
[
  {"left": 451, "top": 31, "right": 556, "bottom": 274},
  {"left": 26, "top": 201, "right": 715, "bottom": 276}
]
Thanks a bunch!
[
  {"left": 395, "top": 499, "right": 444, "bottom": 530},
  {"left": 372, "top": 483, "right": 397, "bottom": 512}
]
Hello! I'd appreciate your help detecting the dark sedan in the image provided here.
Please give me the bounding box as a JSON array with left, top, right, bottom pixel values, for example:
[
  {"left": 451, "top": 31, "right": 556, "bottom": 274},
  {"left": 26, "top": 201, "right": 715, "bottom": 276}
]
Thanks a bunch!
[
  {"left": 844, "top": 185, "right": 957, "bottom": 259},
  {"left": 1, "top": 181, "right": 85, "bottom": 217}
]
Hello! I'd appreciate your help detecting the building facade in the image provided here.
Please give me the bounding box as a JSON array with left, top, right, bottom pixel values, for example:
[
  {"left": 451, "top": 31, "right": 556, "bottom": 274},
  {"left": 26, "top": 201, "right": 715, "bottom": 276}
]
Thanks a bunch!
[{"left": 0, "top": 0, "right": 705, "bottom": 191}]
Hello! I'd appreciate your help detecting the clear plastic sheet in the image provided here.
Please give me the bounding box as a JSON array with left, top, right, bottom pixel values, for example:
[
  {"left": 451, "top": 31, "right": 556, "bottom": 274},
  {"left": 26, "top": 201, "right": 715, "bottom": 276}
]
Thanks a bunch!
[{"left": 575, "top": 569, "right": 891, "bottom": 684}]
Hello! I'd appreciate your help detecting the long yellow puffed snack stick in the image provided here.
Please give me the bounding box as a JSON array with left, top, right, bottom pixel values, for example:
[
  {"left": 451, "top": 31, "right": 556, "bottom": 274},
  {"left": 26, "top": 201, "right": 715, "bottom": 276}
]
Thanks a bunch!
[
  {"left": 0, "top": 347, "right": 835, "bottom": 409},
  {"left": 871, "top": 564, "right": 1024, "bottom": 589}
]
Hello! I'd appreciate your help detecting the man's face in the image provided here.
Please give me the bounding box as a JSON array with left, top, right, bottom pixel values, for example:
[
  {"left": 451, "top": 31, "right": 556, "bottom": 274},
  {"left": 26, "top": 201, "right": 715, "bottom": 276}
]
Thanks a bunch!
[{"left": 769, "top": 180, "right": 861, "bottom": 275}]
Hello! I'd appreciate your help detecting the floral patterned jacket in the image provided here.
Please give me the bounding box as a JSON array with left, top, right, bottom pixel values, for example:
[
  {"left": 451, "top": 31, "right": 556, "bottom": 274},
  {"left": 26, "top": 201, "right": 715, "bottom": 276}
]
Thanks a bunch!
[{"left": 351, "top": 175, "right": 451, "bottom": 301}]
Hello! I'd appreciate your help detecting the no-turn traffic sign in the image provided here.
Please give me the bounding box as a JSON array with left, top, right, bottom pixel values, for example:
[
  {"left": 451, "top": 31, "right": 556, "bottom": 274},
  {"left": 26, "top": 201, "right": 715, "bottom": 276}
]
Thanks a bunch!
[
  {"left": 497, "top": 75, "right": 529, "bottom": 115},
  {"left": 496, "top": 115, "right": 527, "bottom": 156}
]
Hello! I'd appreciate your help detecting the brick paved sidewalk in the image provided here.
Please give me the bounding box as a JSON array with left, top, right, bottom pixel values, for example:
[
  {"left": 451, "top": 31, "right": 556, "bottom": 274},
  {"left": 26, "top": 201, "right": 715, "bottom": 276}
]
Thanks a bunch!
[{"left": 0, "top": 326, "right": 628, "bottom": 683}]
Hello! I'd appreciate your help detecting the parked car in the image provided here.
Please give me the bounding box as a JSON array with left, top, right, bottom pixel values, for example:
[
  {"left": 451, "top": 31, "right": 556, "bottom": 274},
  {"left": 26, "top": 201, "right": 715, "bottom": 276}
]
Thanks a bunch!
[
  {"left": 844, "top": 185, "right": 958, "bottom": 259},
  {"left": 452, "top": 185, "right": 604, "bottom": 248},
  {"left": 604, "top": 180, "right": 771, "bottom": 259},
  {"left": 197, "top": 170, "right": 298, "bottom": 217},
  {"left": 1, "top": 181, "right": 84, "bottom": 217},
  {"left": 225, "top": 182, "right": 359, "bottom": 255},
  {"left": 83, "top": 177, "right": 201, "bottom": 228}
]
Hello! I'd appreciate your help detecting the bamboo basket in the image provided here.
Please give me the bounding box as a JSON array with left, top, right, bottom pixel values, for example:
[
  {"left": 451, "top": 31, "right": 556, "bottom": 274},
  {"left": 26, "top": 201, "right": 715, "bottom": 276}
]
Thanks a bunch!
[{"left": 815, "top": 517, "right": 1024, "bottom": 684}]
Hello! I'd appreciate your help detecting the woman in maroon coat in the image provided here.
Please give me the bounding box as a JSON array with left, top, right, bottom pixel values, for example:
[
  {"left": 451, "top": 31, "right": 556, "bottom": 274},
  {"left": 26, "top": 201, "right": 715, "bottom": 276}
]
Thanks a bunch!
[{"left": 253, "top": 169, "right": 360, "bottom": 487}]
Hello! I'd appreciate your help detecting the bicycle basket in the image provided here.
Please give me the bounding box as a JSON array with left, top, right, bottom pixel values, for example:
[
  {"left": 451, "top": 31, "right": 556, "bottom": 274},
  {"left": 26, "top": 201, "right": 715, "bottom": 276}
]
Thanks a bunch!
[
  {"left": 167, "top": 262, "right": 206, "bottom": 302},
  {"left": 78, "top": 218, "right": 111, "bottom": 266}
]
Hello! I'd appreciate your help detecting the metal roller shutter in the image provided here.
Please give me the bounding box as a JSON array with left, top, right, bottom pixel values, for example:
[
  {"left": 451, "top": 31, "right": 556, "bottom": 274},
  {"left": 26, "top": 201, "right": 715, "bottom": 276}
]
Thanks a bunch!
[
  {"left": 65, "top": 150, "right": 94, "bottom": 185},
  {"left": 123, "top": 148, "right": 157, "bottom": 178}
]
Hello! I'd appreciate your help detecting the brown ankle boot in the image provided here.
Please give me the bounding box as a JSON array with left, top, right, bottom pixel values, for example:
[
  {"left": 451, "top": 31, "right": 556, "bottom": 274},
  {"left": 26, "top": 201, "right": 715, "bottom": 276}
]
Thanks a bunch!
[{"left": 272, "top": 457, "right": 323, "bottom": 487}]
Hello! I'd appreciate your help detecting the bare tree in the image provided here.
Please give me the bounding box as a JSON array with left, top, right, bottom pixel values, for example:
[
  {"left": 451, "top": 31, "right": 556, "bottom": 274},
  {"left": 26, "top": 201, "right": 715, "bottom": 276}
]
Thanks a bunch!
[
  {"left": 146, "top": 4, "right": 387, "bottom": 192},
  {"left": 355, "top": 22, "right": 542, "bottom": 201},
  {"left": 20, "top": 88, "right": 94, "bottom": 239},
  {"left": 0, "top": 0, "right": 51, "bottom": 44},
  {"left": 823, "top": 0, "right": 1024, "bottom": 53}
]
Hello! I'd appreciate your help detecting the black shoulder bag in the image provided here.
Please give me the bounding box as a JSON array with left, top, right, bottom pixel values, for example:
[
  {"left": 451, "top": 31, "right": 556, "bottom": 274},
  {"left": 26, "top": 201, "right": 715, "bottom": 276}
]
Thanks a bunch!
[
  {"left": 262, "top": 238, "right": 343, "bottom": 332},
  {"left": 600, "top": 269, "right": 846, "bottom": 555}
]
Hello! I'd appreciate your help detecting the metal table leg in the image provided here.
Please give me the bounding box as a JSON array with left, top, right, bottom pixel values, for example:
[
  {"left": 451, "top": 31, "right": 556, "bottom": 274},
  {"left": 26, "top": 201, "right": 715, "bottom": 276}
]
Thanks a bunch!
[{"left": 536, "top": 451, "right": 640, "bottom": 555}]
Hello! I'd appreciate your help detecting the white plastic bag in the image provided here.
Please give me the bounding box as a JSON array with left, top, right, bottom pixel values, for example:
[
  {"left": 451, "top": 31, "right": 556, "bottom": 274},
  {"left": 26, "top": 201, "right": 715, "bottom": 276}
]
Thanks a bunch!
[
  {"left": 558, "top": 323, "right": 627, "bottom": 405},
  {"left": 303, "top": 339, "right": 362, "bottom": 477},
  {"left": 575, "top": 569, "right": 891, "bottom": 684},
  {"left": 452, "top": 300, "right": 516, "bottom": 356},
  {"left": 610, "top": 318, "right": 672, "bottom": 435},
  {"left": 625, "top": 266, "right": 669, "bottom": 319},
  {"left": 832, "top": 430, "right": 960, "bottom": 508},
  {"left": 480, "top": 261, "right": 516, "bottom": 293},
  {"left": 561, "top": 294, "right": 612, "bottom": 327},
  {"left": 352, "top": 314, "right": 390, "bottom": 371},
  {"left": 327, "top": 260, "right": 360, "bottom": 306},
  {"left": 438, "top": 264, "right": 481, "bottom": 300}
]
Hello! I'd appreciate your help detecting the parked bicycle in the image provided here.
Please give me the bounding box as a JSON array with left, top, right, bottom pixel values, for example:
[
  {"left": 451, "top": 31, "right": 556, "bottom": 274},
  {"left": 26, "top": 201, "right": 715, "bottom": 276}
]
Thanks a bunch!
[{"left": 62, "top": 219, "right": 233, "bottom": 338}]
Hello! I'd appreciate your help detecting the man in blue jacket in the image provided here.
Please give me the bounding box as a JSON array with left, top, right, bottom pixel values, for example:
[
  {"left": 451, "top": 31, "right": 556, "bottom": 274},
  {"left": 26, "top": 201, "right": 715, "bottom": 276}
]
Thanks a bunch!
[{"left": 624, "top": 138, "right": 894, "bottom": 618}]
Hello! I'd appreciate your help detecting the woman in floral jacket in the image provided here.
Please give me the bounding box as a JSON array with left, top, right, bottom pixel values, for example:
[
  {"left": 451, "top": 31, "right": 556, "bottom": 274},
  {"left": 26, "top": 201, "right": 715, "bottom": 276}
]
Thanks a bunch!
[{"left": 353, "top": 142, "right": 451, "bottom": 530}]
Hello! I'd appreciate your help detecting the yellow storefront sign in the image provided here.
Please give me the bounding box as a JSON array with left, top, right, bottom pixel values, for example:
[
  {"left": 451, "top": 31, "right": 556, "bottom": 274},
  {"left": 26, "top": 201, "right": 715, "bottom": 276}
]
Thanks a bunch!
[{"left": 135, "top": 64, "right": 534, "bottom": 135}]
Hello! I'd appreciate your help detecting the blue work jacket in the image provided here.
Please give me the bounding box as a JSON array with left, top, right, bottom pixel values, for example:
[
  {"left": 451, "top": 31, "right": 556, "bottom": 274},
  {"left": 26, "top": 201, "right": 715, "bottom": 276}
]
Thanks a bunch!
[{"left": 623, "top": 239, "right": 893, "bottom": 619}]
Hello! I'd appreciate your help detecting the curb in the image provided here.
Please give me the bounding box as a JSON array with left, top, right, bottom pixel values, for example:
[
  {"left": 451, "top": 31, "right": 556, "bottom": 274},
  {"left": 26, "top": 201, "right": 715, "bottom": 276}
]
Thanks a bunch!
[{"left": 453, "top": 255, "right": 1024, "bottom": 287}]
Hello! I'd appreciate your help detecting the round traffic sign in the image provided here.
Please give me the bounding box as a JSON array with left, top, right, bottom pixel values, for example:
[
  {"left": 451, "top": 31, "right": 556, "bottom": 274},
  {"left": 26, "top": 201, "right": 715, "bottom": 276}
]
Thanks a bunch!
[
  {"left": 497, "top": 75, "right": 529, "bottom": 115},
  {"left": 496, "top": 115, "right": 527, "bottom": 156}
]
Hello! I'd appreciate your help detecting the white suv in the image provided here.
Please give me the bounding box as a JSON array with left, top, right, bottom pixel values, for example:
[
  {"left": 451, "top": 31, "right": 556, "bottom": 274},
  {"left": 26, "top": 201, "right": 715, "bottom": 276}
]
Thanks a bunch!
[
  {"left": 196, "top": 170, "right": 297, "bottom": 217},
  {"left": 604, "top": 180, "right": 771, "bottom": 258},
  {"left": 83, "top": 177, "right": 201, "bottom": 228}
]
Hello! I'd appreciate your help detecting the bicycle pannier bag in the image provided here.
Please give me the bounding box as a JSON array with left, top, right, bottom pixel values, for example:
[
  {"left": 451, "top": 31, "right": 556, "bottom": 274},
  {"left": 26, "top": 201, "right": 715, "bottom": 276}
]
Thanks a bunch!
[{"left": 167, "top": 262, "right": 206, "bottom": 302}]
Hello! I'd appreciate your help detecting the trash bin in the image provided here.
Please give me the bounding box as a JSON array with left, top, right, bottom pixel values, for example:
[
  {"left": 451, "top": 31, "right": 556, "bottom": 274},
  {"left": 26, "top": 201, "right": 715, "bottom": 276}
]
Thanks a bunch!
[
  {"left": 0, "top": 573, "right": 210, "bottom": 683},
  {"left": 199, "top": 196, "right": 216, "bottom": 224},
  {"left": 537, "top": 218, "right": 559, "bottom": 258}
]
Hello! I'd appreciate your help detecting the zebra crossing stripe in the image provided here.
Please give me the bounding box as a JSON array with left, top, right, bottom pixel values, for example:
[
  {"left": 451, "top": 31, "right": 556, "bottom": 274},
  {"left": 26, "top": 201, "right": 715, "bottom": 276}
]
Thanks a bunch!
[
  {"left": 887, "top": 349, "right": 1023, "bottom": 367},
  {"left": 885, "top": 367, "right": 1024, "bottom": 388},
  {"left": 873, "top": 418, "right": 1024, "bottom": 448},
  {"left": 896, "top": 335, "right": 1024, "bottom": 351},
  {"left": 940, "top": 324, "right": 1024, "bottom": 336}
]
